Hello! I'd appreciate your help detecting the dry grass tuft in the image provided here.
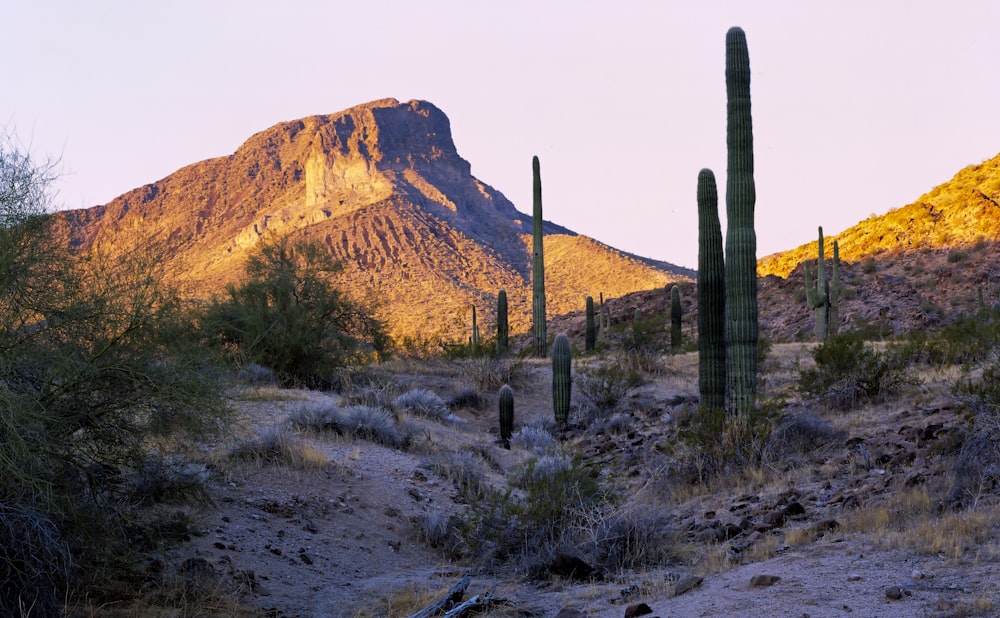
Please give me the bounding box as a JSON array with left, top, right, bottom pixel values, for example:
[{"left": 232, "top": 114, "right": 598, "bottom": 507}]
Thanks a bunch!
[{"left": 226, "top": 425, "right": 327, "bottom": 469}]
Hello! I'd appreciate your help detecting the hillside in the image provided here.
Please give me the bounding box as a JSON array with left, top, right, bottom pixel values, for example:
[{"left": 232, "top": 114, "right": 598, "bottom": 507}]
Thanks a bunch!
[
  {"left": 51, "top": 98, "right": 691, "bottom": 343},
  {"left": 759, "top": 153, "right": 1000, "bottom": 279}
]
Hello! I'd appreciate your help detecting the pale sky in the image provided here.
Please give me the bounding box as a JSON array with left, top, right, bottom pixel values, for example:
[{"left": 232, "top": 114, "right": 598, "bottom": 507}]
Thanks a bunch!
[{"left": 6, "top": 1, "right": 1000, "bottom": 270}]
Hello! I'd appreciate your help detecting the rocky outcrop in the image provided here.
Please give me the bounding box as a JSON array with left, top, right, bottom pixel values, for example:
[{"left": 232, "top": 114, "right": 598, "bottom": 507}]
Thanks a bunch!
[{"left": 52, "top": 98, "right": 690, "bottom": 342}]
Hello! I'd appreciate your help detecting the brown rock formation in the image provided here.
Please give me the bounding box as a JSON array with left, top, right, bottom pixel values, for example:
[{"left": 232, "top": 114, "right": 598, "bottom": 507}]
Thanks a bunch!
[{"left": 52, "top": 98, "right": 690, "bottom": 344}]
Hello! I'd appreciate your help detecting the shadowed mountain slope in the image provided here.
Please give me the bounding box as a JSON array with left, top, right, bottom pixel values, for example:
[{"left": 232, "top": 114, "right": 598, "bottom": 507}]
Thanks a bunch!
[{"left": 52, "top": 98, "right": 691, "bottom": 343}]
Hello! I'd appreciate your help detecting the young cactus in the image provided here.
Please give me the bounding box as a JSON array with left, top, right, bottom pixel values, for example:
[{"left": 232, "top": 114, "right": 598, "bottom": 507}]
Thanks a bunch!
[
  {"left": 585, "top": 296, "right": 596, "bottom": 351},
  {"left": 498, "top": 384, "right": 514, "bottom": 449},
  {"left": 470, "top": 304, "right": 480, "bottom": 354},
  {"left": 496, "top": 289, "right": 509, "bottom": 356},
  {"left": 552, "top": 333, "right": 572, "bottom": 425},
  {"left": 697, "top": 168, "right": 726, "bottom": 413},
  {"left": 670, "top": 285, "right": 682, "bottom": 351},
  {"left": 805, "top": 226, "right": 829, "bottom": 341},
  {"left": 532, "top": 156, "right": 547, "bottom": 358},
  {"left": 724, "top": 26, "right": 759, "bottom": 419}
]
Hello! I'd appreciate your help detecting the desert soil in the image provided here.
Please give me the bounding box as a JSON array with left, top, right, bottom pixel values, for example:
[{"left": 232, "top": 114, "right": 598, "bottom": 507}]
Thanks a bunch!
[{"left": 165, "top": 350, "right": 1000, "bottom": 618}]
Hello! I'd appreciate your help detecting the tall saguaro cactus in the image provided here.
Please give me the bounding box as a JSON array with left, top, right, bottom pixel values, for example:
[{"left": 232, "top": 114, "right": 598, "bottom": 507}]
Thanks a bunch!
[
  {"left": 697, "top": 168, "right": 726, "bottom": 412},
  {"left": 829, "top": 240, "right": 840, "bottom": 336},
  {"left": 532, "top": 156, "right": 547, "bottom": 358},
  {"left": 724, "top": 26, "right": 758, "bottom": 419},
  {"left": 496, "top": 289, "right": 509, "bottom": 356},
  {"left": 585, "top": 296, "right": 596, "bottom": 351},
  {"left": 552, "top": 333, "right": 572, "bottom": 425},
  {"left": 670, "top": 285, "right": 683, "bottom": 351},
  {"left": 805, "top": 227, "right": 829, "bottom": 341}
]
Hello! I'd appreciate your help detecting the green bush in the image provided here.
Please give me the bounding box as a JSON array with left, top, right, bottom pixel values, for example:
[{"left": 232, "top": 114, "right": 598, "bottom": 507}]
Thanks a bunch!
[
  {"left": 0, "top": 134, "right": 230, "bottom": 613},
  {"left": 798, "top": 333, "right": 918, "bottom": 410},
  {"left": 457, "top": 453, "right": 607, "bottom": 563},
  {"left": 576, "top": 363, "right": 635, "bottom": 414},
  {"left": 201, "top": 233, "right": 391, "bottom": 388}
]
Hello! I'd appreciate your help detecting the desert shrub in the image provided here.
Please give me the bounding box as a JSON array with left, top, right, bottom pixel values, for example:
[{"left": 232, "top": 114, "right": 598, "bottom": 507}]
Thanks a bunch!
[
  {"left": 200, "top": 233, "right": 391, "bottom": 388},
  {"left": 236, "top": 362, "right": 276, "bottom": 385},
  {"left": 576, "top": 363, "right": 635, "bottom": 415},
  {"left": 447, "top": 386, "right": 485, "bottom": 411},
  {"left": 0, "top": 502, "right": 72, "bottom": 617},
  {"left": 131, "top": 456, "right": 212, "bottom": 506},
  {"left": 343, "top": 376, "right": 399, "bottom": 410},
  {"left": 586, "top": 413, "right": 635, "bottom": 437},
  {"left": 896, "top": 310, "right": 1000, "bottom": 366},
  {"left": 0, "top": 133, "right": 232, "bottom": 609},
  {"left": 949, "top": 358, "right": 1000, "bottom": 508},
  {"left": 798, "top": 334, "right": 918, "bottom": 410},
  {"left": 510, "top": 425, "right": 556, "bottom": 452},
  {"left": 457, "top": 453, "right": 608, "bottom": 564},
  {"left": 673, "top": 398, "right": 783, "bottom": 482},
  {"left": 579, "top": 509, "right": 681, "bottom": 570},
  {"left": 413, "top": 511, "right": 461, "bottom": 556},
  {"left": 462, "top": 357, "right": 527, "bottom": 392},
  {"left": 861, "top": 257, "right": 877, "bottom": 274},
  {"left": 288, "top": 401, "right": 411, "bottom": 449},
  {"left": 228, "top": 425, "right": 327, "bottom": 469},
  {"left": 394, "top": 388, "right": 450, "bottom": 422},
  {"left": 613, "top": 348, "right": 661, "bottom": 381},
  {"left": 764, "top": 413, "right": 845, "bottom": 461},
  {"left": 947, "top": 249, "right": 969, "bottom": 263},
  {"left": 423, "top": 452, "right": 489, "bottom": 502}
]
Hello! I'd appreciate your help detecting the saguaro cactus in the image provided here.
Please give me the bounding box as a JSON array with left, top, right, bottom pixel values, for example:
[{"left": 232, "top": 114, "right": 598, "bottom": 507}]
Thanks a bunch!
[
  {"left": 552, "top": 333, "right": 572, "bottom": 425},
  {"left": 805, "top": 227, "right": 829, "bottom": 342},
  {"left": 498, "top": 384, "right": 514, "bottom": 449},
  {"left": 585, "top": 296, "right": 596, "bottom": 351},
  {"left": 670, "top": 285, "right": 683, "bottom": 351},
  {"left": 532, "top": 156, "right": 547, "bottom": 358},
  {"left": 829, "top": 240, "right": 840, "bottom": 335},
  {"left": 697, "top": 168, "right": 726, "bottom": 412},
  {"left": 724, "top": 26, "right": 758, "bottom": 419},
  {"left": 496, "top": 289, "right": 509, "bottom": 356},
  {"left": 470, "top": 304, "right": 480, "bottom": 354}
]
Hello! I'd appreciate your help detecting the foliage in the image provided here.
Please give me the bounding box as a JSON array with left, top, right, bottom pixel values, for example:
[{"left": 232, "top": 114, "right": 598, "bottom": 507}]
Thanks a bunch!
[
  {"left": 950, "top": 355, "right": 1000, "bottom": 508},
  {"left": 201, "top": 233, "right": 390, "bottom": 388},
  {"left": 575, "top": 362, "right": 635, "bottom": 414},
  {"left": 798, "top": 333, "right": 918, "bottom": 410},
  {"left": 0, "top": 133, "right": 230, "bottom": 613},
  {"left": 895, "top": 309, "right": 1000, "bottom": 366},
  {"left": 457, "top": 452, "right": 608, "bottom": 564}
]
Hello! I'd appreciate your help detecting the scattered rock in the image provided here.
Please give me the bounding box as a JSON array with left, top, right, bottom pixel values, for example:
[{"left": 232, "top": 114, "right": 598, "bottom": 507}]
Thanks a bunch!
[
  {"left": 749, "top": 574, "right": 781, "bottom": 588},
  {"left": 885, "top": 586, "right": 903, "bottom": 600},
  {"left": 548, "top": 553, "right": 598, "bottom": 581},
  {"left": 554, "top": 608, "right": 587, "bottom": 618},
  {"left": 624, "top": 602, "right": 653, "bottom": 618},
  {"left": 672, "top": 575, "right": 703, "bottom": 597}
]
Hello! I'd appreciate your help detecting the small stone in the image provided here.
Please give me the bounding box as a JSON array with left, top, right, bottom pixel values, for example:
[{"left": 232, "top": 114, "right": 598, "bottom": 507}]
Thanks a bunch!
[
  {"left": 554, "top": 608, "right": 586, "bottom": 618},
  {"left": 935, "top": 598, "right": 955, "bottom": 611},
  {"left": 672, "top": 575, "right": 703, "bottom": 597},
  {"left": 749, "top": 574, "right": 781, "bottom": 588},
  {"left": 624, "top": 602, "right": 653, "bottom": 618},
  {"left": 847, "top": 573, "right": 862, "bottom": 581},
  {"left": 885, "top": 586, "right": 903, "bottom": 600}
]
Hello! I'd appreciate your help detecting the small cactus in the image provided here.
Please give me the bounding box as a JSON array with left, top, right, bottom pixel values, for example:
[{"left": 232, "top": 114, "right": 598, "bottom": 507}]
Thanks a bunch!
[
  {"left": 470, "top": 304, "right": 480, "bottom": 354},
  {"left": 670, "top": 285, "right": 682, "bottom": 351},
  {"left": 585, "top": 296, "right": 596, "bottom": 351},
  {"left": 552, "top": 333, "right": 572, "bottom": 425},
  {"left": 829, "top": 240, "right": 841, "bottom": 335},
  {"left": 498, "top": 384, "right": 514, "bottom": 449}
]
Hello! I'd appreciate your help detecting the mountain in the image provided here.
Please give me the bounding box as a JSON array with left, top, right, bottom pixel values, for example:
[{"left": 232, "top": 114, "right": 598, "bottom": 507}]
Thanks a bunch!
[
  {"left": 759, "top": 153, "right": 1000, "bottom": 279},
  {"left": 52, "top": 98, "right": 691, "bottom": 343},
  {"left": 752, "top": 153, "right": 1000, "bottom": 339}
]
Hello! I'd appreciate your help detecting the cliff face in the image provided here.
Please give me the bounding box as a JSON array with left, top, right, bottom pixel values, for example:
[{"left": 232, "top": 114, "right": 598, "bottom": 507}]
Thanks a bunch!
[{"left": 54, "top": 98, "right": 690, "bottom": 342}]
